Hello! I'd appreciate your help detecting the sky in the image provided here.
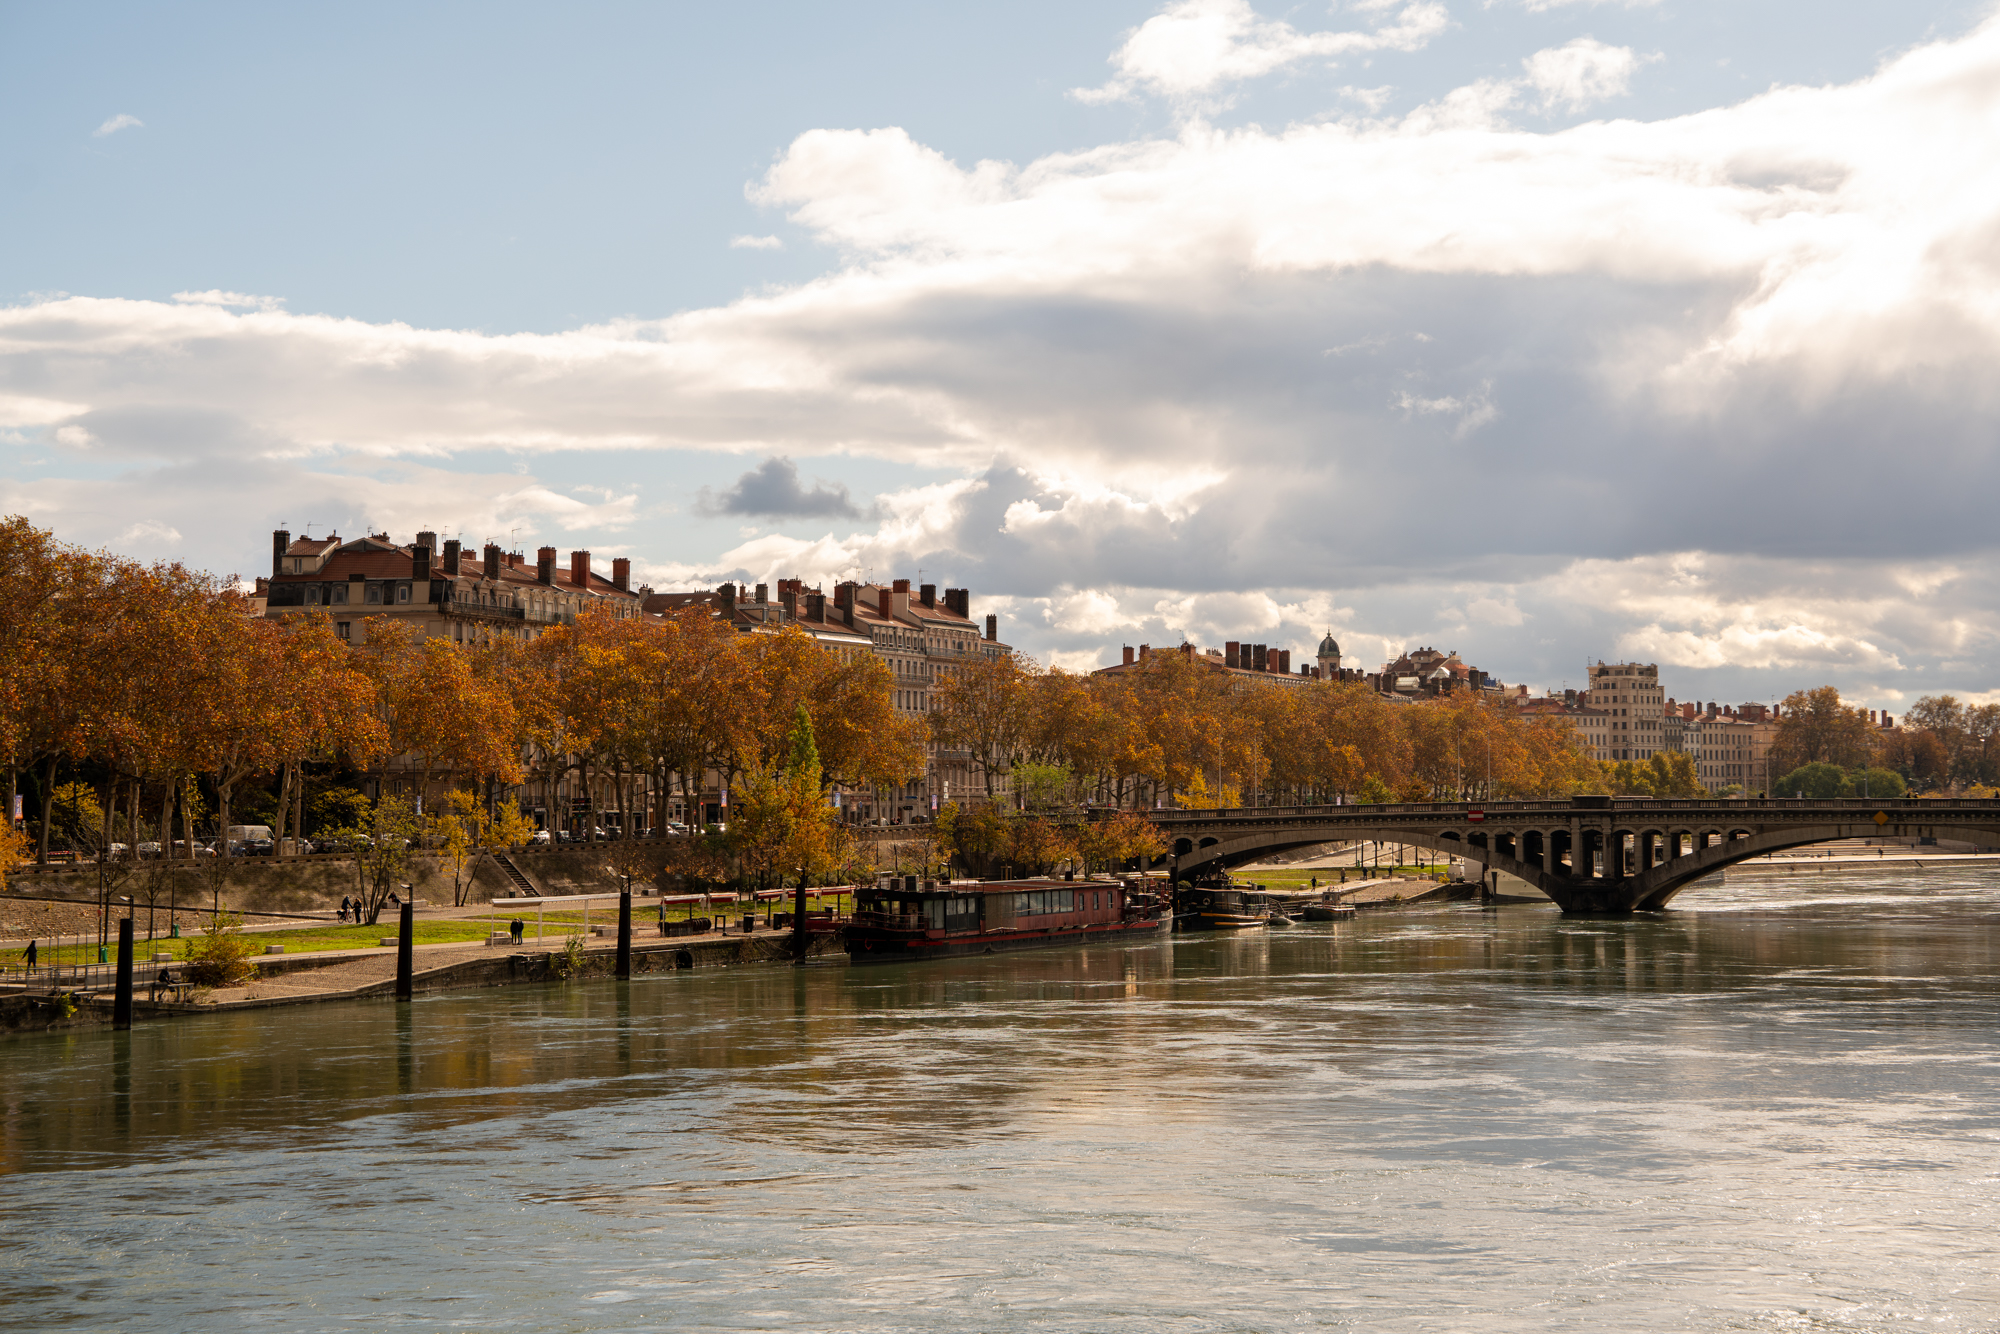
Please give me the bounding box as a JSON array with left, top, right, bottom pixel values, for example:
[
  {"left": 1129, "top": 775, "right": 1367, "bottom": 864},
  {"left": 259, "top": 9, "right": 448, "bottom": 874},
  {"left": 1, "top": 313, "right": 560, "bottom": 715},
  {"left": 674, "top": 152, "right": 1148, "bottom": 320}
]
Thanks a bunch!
[{"left": 4, "top": 0, "right": 1999, "bottom": 709}]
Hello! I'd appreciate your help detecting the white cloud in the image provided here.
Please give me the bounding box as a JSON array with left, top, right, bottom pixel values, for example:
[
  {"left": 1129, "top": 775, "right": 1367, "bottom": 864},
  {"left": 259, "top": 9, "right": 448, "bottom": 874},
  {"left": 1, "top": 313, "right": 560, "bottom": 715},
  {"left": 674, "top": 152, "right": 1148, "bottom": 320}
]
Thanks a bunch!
[
  {"left": 1513, "top": 0, "right": 1659, "bottom": 11},
  {"left": 729, "top": 234, "right": 785, "bottom": 250},
  {"left": 1073, "top": 0, "right": 1448, "bottom": 105},
  {"left": 172, "top": 290, "right": 286, "bottom": 312},
  {"left": 1523, "top": 38, "right": 1643, "bottom": 112},
  {"left": 93, "top": 114, "right": 144, "bottom": 138},
  {"left": 119, "top": 520, "right": 181, "bottom": 546}
]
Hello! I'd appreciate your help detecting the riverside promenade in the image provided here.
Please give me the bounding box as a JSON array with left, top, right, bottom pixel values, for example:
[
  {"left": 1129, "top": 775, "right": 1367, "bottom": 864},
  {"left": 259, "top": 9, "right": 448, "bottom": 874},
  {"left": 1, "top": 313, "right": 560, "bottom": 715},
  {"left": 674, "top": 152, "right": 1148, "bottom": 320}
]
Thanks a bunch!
[{"left": 0, "top": 906, "right": 841, "bottom": 1035}]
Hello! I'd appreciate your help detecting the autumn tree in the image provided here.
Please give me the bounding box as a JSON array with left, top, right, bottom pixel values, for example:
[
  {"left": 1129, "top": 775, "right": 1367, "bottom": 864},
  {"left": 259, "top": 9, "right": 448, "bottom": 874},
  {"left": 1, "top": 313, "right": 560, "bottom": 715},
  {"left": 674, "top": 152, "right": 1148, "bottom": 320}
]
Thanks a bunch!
[
  {"left": 931, "top": 649, "right": 1039, "bottom": 798},
  {"left": 1769, "top": 687, "right": 1878, "bottom": 773}
]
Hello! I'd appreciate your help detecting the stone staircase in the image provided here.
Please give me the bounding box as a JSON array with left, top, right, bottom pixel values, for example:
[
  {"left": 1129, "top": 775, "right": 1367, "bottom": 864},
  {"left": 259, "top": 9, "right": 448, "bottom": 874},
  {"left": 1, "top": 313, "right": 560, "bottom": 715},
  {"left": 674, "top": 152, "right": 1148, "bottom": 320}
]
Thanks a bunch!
[{"left": 491, "top": 854, "right": 539, "bottom": 898}]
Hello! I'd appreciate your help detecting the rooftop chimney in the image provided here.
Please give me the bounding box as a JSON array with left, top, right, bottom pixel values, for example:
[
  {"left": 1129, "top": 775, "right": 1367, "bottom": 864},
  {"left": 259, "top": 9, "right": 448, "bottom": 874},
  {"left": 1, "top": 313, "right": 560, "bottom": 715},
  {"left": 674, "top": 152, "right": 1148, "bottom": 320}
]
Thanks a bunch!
[
  {"left": 984, "top": 613, "right": 997, "bottom": 642},
  {"left": 807, "top": 591, "right": 825, "bottom": 620},
  {"left": 272, "top": 529, "right": 289, "bottom": 579},
  {"left": 443, "top": 539, "right": 461, "bottom": 576},
  {"left": 482, "top": 543, "right": 502, "bottom": 580},
  {"left": 1225, "top": 641, "right": 1240, "bottom": 669},
  {"left": 1123, "top": 645, "right": 1135, "bottom": 665},
  {"left": 415, "top": 530, "right": 436, "bottom": 554},
  {"left": 754, "top": 581, "right": 767, "bottom": 603},
  {"left": 920, "top": 583, "right": 936, "bottom": 608},
  {"left": 537, "top": 546, "right": 556, "bottom": 585},
  {"left": 719, "top": 582, "right": 737, "bottom": 615},
  {"left": 412, "top": 542, "right": 430, "bottom": 583},
  {"left": 568, "top": 551, "right": 590, "bottom": 587}
]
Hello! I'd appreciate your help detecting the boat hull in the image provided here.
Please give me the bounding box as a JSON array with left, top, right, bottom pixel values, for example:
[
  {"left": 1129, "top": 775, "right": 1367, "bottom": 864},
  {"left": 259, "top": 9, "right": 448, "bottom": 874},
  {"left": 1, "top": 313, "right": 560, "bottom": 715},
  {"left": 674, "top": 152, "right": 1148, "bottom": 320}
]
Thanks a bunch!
[
  {"left": 1177, "top": 911, "right": 1267, "bottom": 931},
  {"left": 842, "top": 917, "right": 1164, "bottom": 964}
]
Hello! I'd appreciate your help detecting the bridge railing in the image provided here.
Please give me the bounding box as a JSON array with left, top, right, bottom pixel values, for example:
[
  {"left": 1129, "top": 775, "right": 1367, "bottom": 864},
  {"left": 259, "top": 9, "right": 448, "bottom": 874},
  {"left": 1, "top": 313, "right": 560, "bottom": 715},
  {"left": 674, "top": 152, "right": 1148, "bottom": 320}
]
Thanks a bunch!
[{"left": 1149, "top": 796, "right": 2000, "bottom": 822}]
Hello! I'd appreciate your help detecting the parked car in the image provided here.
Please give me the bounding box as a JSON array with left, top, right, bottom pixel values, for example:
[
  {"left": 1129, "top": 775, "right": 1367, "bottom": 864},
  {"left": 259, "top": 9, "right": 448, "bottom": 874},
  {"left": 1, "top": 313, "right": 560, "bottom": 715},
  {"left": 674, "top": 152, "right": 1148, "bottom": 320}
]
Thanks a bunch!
[
  {"left": 529, "top": 828, "right": 551, "bottom": 846},
  {"left": 105, "top": 842, "right": 131, "bottom": 860},
  {"left": 136, "top": 841, "right": 163, "bottom": 859}
]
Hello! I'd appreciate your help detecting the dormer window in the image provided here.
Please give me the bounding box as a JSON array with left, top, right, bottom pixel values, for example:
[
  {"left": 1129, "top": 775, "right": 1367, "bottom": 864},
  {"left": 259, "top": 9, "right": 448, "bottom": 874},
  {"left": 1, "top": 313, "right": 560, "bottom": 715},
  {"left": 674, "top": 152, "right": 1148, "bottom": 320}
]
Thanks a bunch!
[
  {"left": 306, "top": 586, "right": 321, "bottom": 605},
  {"left": 332, "top": 584, "right": 348, "bottom": 605},
  {"left": 365, "top": 583, "right": 383, "bottom": 604},
  {"left": 396, "top": 584, "right": 410, "bottom": 604}
]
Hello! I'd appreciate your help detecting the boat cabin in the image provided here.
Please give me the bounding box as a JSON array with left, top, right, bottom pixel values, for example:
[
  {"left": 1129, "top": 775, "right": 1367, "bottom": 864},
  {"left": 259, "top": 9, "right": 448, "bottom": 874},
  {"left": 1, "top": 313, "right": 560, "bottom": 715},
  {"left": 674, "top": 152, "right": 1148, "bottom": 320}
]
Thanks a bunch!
[{"left": 856, "top": 877, "right": 1134, "bottom": 937}]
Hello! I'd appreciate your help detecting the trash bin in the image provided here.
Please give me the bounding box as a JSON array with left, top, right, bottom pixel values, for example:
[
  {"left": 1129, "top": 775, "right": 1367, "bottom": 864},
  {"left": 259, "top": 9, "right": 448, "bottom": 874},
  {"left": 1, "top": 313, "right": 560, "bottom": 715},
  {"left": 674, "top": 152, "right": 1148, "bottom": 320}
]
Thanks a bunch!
[{"left": 742, "top": 915, "right": 756, "bottom": 934}]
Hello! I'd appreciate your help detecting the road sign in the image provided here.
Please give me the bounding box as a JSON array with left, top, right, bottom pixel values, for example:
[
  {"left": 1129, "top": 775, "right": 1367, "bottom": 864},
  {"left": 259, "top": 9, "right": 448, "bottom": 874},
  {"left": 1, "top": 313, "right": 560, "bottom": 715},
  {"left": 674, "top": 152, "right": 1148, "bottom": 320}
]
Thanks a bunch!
[
  {"left": 1467, "top": 810, "right": 1485, "bottom": 822},
  {"left": 1874, "top": 810, "right": 1889, "bottom": 826}
]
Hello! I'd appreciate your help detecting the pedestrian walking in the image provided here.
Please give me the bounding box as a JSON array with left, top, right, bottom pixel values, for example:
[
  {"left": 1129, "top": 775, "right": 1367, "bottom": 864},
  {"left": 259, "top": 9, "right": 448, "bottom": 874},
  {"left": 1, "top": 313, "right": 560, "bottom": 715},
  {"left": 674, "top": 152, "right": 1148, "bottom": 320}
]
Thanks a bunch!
[
  {"left": 338, "top": 896, "right": 350, "bottom": 922},
  {"left": 24, "top": 939, "right": 37, "bottom": 969}
]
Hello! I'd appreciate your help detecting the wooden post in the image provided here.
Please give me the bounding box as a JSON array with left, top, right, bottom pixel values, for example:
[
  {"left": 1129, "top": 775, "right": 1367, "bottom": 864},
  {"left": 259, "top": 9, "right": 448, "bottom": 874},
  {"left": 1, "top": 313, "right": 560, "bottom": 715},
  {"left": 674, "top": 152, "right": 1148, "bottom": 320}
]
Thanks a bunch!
[
  {"left": 791, "top": 870, "right": 808, "bottom": 960},
  {"left": 395, "top": 900, "right": 414, "bottom": 1002},
  {"left": 113, "top": 917, "right": 134, "bottom": 1031},
  {"left": 616, "top": 891, "right": 632, "bottom": 979}
]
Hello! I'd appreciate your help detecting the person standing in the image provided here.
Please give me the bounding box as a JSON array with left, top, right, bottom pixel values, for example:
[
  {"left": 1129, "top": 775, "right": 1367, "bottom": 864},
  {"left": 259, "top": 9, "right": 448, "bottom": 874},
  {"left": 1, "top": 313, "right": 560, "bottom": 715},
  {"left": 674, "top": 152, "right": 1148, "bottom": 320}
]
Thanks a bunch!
[
  {"left": 509, "top": 918, "right": 524, "bottom": 945},
  {"left": 24, "top": 939, "right": 37, "bottom": 969}
]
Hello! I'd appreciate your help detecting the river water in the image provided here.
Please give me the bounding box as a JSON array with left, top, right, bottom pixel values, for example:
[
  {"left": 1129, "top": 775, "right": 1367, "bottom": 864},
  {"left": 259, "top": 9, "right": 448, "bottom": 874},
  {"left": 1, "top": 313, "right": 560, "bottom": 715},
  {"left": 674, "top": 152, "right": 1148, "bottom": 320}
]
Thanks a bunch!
[{"left": 3, "top": 867, "right": 1996, "bottom": 1332}]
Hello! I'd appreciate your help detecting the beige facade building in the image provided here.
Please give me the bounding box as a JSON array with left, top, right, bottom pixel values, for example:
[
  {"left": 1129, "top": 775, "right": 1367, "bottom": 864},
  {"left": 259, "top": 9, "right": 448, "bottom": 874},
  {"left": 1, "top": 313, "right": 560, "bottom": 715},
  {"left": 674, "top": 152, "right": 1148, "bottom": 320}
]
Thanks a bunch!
[{"left": 1581, "top": 662, "right": 1666, "bottom": 763}]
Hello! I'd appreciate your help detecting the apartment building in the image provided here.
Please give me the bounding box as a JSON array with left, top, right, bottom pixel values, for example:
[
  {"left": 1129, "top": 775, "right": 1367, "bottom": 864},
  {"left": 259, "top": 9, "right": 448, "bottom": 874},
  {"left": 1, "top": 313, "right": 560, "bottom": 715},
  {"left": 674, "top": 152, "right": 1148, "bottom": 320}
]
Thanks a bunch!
[
  {"left": 1581, "top": 662, "right": 1666, "bottom": 762},
  {"left": 262, "top": 529, "right": 640, "bottom": 645}
]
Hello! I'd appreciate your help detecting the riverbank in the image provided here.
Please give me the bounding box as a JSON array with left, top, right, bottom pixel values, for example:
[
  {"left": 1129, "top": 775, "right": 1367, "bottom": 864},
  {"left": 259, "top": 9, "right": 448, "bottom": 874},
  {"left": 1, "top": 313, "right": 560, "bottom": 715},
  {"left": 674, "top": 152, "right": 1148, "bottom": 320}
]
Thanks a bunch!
[{"left": 0, "top": 924, "right": 844, "bottom": 1037}]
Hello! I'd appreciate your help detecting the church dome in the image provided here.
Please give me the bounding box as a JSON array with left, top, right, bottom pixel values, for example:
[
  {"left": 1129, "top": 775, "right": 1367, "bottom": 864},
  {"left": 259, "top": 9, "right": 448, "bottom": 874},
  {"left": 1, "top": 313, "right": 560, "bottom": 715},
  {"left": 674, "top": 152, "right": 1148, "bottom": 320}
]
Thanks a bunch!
[{"left": 1317, "top": 632, "right": 1340, "bottom": 658}]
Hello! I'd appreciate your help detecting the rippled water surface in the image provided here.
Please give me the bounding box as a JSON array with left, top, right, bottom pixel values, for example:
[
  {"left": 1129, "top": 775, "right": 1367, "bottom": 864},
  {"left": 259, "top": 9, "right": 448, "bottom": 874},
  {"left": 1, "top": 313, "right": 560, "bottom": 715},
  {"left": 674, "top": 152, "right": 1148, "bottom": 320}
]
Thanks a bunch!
[{"left": 4, "top": 868, "right": 1998, "bottom": 1332}]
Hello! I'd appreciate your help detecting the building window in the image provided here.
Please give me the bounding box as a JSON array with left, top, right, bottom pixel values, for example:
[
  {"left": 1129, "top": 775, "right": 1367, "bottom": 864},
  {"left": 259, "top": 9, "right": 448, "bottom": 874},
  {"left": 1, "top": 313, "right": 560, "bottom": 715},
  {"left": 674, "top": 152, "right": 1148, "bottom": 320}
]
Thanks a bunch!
[
  {"left": 332, "top": 584, "right": 348, "bottom": 605},
  {"left": 336, "top": 622, "right": 350, "bottom": 641},
  {"left": 396, "top": 584, "right": 410, "bottom": 604},
  {"left": 365, "top": 583, "right": 383, "bottom": 604},
  {"left": 306, "top": 586, "right": 320, "bottom": 605}
]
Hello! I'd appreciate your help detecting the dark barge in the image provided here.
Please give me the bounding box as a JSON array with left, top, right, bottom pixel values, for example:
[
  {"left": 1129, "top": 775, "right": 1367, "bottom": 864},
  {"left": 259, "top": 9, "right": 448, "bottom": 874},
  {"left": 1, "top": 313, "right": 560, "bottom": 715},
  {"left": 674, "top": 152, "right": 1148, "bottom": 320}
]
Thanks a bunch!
[{"left": 843, "top": 876, "right": 1167, "bottom": 964}]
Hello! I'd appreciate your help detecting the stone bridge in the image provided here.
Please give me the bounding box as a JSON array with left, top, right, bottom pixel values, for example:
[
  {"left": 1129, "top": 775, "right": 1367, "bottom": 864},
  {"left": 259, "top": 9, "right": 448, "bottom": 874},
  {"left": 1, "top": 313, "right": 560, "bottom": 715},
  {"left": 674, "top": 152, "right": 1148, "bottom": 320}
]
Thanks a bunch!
[{"left": 1142, "top": 796, "right": 2000, "bottom": 914}]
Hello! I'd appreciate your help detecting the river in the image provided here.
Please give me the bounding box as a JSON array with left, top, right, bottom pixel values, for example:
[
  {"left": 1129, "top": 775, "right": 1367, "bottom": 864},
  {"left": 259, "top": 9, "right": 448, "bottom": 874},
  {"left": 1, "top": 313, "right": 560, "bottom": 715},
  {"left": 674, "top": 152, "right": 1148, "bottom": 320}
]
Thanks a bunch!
[{"left": 3, "top": 866, "right": 1996, "bottom": 1332}]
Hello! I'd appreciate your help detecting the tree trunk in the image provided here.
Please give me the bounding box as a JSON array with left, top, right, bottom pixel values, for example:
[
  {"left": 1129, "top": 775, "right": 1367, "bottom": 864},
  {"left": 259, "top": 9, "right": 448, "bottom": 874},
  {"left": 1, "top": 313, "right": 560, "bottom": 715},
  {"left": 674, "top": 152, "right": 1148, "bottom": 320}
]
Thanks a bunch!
[{"left": 36, "top": 754, "right": 56, "bottom": 864}]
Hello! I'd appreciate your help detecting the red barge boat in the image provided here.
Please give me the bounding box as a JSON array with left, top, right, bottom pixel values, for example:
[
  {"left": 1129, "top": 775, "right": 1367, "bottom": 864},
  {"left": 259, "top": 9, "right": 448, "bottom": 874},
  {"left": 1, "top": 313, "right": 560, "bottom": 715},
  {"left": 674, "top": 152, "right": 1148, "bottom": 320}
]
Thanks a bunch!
[{"left": 842, "top": 875, "right": 1167, "bottom": 964}]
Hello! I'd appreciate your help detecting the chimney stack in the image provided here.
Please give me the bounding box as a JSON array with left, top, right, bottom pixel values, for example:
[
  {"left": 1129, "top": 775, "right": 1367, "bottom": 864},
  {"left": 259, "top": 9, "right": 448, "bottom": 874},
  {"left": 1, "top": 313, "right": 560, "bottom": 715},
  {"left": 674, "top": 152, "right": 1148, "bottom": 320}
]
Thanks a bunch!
[
  {"left": 569, "top": 551, "right": 590, "bottom": 587},
  {"left": 537, "top": 547, "right": 556, "bottom": 585},
  {"left": 412, "top": 542, "right": 430, "bottom": 583},
  {"left": 482, "top": 543, "right": 502, "bottom": 580},
  {"left": 807, "top": 591, "right": 825, "bottom": 620},
  {"left": 719, "top": 582, "right": 737, "bottom": 615},
  {"left": 614, "top": 559, "right": 632, "bottom": 593},
  {"left": 1123, "top": 645, "right": 1135, "bottom": 665},
  {"left": 945, "top": 588, "right": 969, "bottom": 618},
  {"left": 272, "top": 529, "right": 289, "bottom": 579},
  {"left": 443, "top": 539, "right": 461, "bottom": 576},
  {"left": 415, "top": 530, "right": 436, "bottom": 554},
  {"left": 1278, "top": 649, "right": 1290, "bottom": 674},
  {"left": 754, "top": 582, "right": 767, "bottom": 603},
  {"left": 984, "top": 613, "right": 997, "bottom": 642},
  {"left": 920, "top": 583, "right": 936, "bottom": 608},
  {"left": 1225, "top": 641, "right": 1240, "bottom": 669}
]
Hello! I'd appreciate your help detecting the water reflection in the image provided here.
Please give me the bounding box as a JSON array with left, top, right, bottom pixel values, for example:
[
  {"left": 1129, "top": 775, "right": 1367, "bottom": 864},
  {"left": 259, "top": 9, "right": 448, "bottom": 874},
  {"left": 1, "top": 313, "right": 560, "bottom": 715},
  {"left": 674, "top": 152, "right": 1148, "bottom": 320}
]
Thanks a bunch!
[{"left": 1, "top": 869, "right": 1996, "bottom": 1332}]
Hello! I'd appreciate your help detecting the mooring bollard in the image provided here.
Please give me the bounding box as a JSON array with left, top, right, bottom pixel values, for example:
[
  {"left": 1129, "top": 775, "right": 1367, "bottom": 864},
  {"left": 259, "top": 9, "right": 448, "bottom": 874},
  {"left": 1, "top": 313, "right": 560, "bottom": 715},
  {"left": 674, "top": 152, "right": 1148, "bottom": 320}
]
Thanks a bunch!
[
  {"left": 616, "top": 891, "right": 632, "bottom": 979},
  {"left": 395, "top": 900, "right": 414, "bottom": 1002},
  {"left": 113, "top": 918, "right": 134, "bottom": 1031}
]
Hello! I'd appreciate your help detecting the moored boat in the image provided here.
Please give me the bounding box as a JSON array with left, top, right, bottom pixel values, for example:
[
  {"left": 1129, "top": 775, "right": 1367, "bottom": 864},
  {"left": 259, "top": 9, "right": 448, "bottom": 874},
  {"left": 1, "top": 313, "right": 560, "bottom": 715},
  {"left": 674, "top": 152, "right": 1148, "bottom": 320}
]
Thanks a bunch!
[
  {"left": 1174, "top": 885, "right": 1269, "bottom": 930},
  {"left": 842, "top": 875, "right": 1167, "bottom": 964},
  {"left": 1300, "top": 901, "right": 1357, "bottom": 921}
]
